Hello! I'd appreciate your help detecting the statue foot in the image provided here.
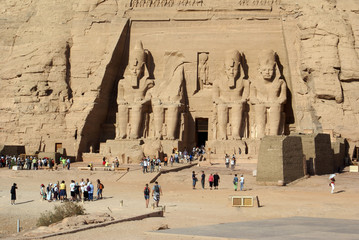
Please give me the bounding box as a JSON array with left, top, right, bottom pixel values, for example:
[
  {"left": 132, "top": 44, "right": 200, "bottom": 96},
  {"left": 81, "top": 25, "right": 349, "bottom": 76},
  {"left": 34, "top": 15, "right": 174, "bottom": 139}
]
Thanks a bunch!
[
  {"left": 129, "top": 134, "right": 139, "bottom": 140},
  {"left": 116, "top": 134, "right": 127, "bottom": 140}
]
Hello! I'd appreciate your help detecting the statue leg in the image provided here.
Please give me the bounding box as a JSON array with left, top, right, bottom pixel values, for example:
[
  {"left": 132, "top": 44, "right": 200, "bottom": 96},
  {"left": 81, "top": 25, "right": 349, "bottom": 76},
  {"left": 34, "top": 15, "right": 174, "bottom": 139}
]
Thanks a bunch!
[
  {"left": 254, "top": 104, "right": 266, "bottom": 139},
  {"left": 117, "top": 105, "right": 128, "bottom": 139},
  {"left": 231, "top": 103, "right": 244, "bottom": 140},
  {"left": 268, "top": 104, "right": 282, "bottom": 136},
  {"left": 217, "top": 104, "right": 228, "bottom": 140},
  {"left": 166, "top": 105, "right": 179, "bottom": 140},
  {"left": 153, "top": 104, "right": 164, "bottom": 140},
  {"left": 130, "top": 105, "right": 142, "bottom": 139}
]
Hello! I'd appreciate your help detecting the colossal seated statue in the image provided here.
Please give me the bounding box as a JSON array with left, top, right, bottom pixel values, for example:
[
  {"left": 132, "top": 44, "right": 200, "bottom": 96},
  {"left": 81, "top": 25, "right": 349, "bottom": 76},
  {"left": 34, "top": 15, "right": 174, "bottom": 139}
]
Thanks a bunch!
[
  {"left": 212, "top": 50, "right": 249, "bottom": 140},
  {"left": 116, "top": 41, "right": 154, "bottom": 139},
  {"left": 250, "top": 50, "right": 287, "bottom": 139},
  {"left": 151, "top": 52, "right": 185, "bottom": 140}
]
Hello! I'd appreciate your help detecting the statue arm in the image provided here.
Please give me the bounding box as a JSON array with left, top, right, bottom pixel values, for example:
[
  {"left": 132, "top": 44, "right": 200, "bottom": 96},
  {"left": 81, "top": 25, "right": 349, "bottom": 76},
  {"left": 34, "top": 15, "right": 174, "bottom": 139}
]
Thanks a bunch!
[
  {"left": 278, "top": 80, "right": 287, "bottom": 104},
  {"left": 212, "top": 82, "right": 221, "bottom": 104},
  {"left": 249, "top": 82, "right": 258, "bottom": 104},
  {"left": 242, "top": 80, "right": 250, "bottom": 102},
  {"left": 117, "top": 83, "right": 126, "bottom": 104}
]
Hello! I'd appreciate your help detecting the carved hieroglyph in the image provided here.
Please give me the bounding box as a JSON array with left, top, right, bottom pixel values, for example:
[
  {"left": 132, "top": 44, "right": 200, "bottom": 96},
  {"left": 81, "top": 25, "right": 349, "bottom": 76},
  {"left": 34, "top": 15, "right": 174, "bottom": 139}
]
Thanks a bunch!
[
  {"left": 250, "top": 50, "right": 286, "bottom": 139},
  {"left": 197, "top": 52, "right": 209, "bottom": 90},
  {"left": 212, "top": 50, "right": 249, "bottom": 140},
  {"left": 116, "top": 41, "right": 154, "bottom": 139}
]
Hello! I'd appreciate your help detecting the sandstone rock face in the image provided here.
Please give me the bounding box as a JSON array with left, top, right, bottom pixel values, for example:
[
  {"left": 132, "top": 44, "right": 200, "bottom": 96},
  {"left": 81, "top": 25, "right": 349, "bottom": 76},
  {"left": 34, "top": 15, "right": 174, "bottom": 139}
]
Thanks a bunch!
[{"left": 0, "top": 0, "right": 358, "bottom": 161}]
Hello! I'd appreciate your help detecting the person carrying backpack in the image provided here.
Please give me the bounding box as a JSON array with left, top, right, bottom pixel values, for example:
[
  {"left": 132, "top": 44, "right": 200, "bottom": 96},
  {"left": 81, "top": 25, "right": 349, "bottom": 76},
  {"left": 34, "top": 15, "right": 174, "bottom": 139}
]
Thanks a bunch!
[
  {"left": 144, "top": 183, "right": 150, "bottom": 208},
  {"left": 152, "top": 181, "right": 162, "bottom": 207}
]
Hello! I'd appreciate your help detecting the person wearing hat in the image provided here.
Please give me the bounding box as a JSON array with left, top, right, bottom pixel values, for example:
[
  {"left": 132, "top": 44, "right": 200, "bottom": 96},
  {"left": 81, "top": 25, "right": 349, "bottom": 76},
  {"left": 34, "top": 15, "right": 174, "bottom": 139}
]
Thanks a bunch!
[{"left": 10, "top": 183, "right": 17, "bottom": 205}]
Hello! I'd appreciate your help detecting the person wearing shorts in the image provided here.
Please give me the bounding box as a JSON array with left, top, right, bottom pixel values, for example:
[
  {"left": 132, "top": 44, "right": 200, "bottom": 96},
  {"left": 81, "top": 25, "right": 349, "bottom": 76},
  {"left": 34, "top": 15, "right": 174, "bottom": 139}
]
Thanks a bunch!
[
  {"left": 152, "top": 181, "right": 162, "bottom": 207},
  {"left": 144, "top": 183, "right": 150, "bottom": 208},
  {"left": 59, "top": 180, "right": 66, "bottom": 203}
]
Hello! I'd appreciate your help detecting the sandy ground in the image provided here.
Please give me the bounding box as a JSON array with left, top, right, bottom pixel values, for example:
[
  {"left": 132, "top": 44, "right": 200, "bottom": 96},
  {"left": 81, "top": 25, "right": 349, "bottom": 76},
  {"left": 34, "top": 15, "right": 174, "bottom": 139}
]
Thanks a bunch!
[{"left": 0, "top": 162, "right": 359, "bottom": 239}]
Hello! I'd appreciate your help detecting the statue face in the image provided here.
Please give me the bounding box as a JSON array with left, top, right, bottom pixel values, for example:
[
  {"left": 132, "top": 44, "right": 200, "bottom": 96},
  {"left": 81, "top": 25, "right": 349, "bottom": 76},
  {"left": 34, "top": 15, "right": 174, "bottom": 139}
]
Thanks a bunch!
[
  {"left": 130, "top": 57, "right": 144, "bottom": 80},
  {"left": 224, "top": 58, "right": 239, "bottom": 81},
  {"left": 260, "top": 64, "right": 275, "bottom": 81}
]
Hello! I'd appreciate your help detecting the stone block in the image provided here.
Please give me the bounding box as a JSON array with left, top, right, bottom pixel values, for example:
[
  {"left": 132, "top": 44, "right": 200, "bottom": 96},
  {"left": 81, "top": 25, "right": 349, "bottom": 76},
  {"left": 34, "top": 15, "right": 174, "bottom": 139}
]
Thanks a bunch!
[
  {"left": 349, "top": 165, "right": 358, "bottom": 172},
  {"left": 297, "top": 133, "right": 335, "bottom": 175},
  {"left": 257, "top": 136, "right": 304, "bottom": 184}
]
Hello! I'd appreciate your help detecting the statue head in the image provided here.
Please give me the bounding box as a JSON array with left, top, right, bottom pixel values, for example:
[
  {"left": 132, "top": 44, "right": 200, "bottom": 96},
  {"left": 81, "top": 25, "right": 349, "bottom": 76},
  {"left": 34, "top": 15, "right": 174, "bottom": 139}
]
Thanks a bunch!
[
  {"left": 224, "top": 50, "right": 240, "bottom": 87},
  {"left": 198, "top": 53, "right": 208, "bottom": 65},
  {"left": 129, "top": 40, "right": 146, "bottom": 87},
  {"left": 259, "top": 50, "right": 276, "bottom": 81}
]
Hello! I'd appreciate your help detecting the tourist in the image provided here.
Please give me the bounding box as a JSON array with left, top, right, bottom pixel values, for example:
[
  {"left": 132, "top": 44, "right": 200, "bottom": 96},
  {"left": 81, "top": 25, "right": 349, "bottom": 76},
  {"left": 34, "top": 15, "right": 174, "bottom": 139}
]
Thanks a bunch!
[
  {"left": 70, "top": 180, "right": 76, "bottom": 201},
  {"left": 225, "top": 154, "right": 230, "bottom": 168},
  {"left": 155, "top": 158, "right": 161, "bottom": 172},
  {"left": 201, "top": 171, "right": 205, "bottom": 189},
  {"left": 88, "top": 181, "right": 94, "bottom": 201},
  {"left": 230, "top": 155, "right": 236, "bottom": 170},
  {"left": 192, "top": 171, "right": 198, "bottom": 189},
  {"left": 80, "top": 178, "right": 87, "bottom": 202},
  {"left": 75, "top": 183, "right": 80, "bottom": 201},
  {"left": 144, "top": 183, "right": 150, "bottom": 208},
  {"left": 115, "top": 157, "right": 120, "bottom": 168},
  {"left": 213, "top": 173, "right": 220, "bottom": 189},
  {"left": 46, "top": 183, "right": 53, "bottom": 201},
  {"left": 59, "top": 180, "right": 66, "bottom": 203},
  {"left": 66, "top": 158, "right": 71, "bottom": 170},
  {"left": 10, "top": 183, "right": 17, "bottom": 205},
  {"left": 97, "top": 179, "right": 104, "bottom": 200},
  {"left": 40, "top": 184, "right": 46, "bottom": 201},
  {"left": 164, "top": 156, "right": 168, "bottom": 166},
  {"left": 233, "top": 174, "right": 239, "bottom": 191},
  {"left": 170, "top": 155, "right": 174, "bottom": 167},
  {"left": 53, "top": 183, "right": 59, "bottom": 201},
  {"left": 152, "top": 181, "right": 162, "bottom": 207},
  {"left": 208, "top": 173, "right": 214, "bottom": 190},
  {"left": 142, "top": 158, "right": 147, "bottom": 173},
  {"left": 150, "top": 158, "right": 155, "bottom": 173},
  {"left": 240, "top": 174, "right": 245, "bottom": 191},
  {"left": 61, "top": 158, "right": 66, "bottom": 169},
  {"left": 174, "top": 152, "right": 179, "bottom": 163},
  {"left": 330, "top": 175, "right": 335, "bottom": 194}
]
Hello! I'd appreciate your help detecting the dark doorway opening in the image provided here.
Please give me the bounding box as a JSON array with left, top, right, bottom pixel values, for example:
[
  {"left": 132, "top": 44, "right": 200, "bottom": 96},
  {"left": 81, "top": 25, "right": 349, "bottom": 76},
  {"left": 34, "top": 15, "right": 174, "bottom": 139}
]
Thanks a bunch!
[{"left": 196, "top": 118, "right": 208, "bottom": 148}]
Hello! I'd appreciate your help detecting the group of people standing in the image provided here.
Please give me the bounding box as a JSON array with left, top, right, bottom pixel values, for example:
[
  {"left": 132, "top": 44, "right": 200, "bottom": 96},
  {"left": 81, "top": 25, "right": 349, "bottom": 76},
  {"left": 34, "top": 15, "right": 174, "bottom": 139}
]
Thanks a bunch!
[
  {"left": 192, "top": 171, "right": 221, "bottom": 190},
  {"left": 225, "top": 154, "right": 237, "bottom": 170},
  {"left": 39, "top": 178, "right": 104, "bottom": 203},
  {"left": 192, "top": 171, "right": 245, "bottom": 191},
  {"left": 141, "top": 157, "right": 164, "bottom": 173}
]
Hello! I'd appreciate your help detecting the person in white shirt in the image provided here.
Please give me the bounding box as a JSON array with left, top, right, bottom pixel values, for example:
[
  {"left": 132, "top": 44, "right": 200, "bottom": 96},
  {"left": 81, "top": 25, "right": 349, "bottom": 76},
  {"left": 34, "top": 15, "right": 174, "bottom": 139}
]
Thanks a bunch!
[
  {"left": 240, "top": 174, "right": 245, "bottom": 191},
  {"left": 70, "top": 180, "right": 76, "bottom": 201}
]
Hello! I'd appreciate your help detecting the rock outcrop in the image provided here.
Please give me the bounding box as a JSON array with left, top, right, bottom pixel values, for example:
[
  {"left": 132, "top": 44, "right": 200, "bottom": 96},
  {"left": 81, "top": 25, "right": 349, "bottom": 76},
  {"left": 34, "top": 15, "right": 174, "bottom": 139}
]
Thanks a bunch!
[{"left": 0, "top": 0, "right": 358, "bottom": 160}]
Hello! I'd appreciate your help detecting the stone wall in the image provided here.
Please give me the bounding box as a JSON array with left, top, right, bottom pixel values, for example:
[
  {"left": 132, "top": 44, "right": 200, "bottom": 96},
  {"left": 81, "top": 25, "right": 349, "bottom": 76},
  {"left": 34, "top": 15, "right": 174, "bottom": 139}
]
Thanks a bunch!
[{"left": 257, "top": 136, "right": 304, "bottom": 184}]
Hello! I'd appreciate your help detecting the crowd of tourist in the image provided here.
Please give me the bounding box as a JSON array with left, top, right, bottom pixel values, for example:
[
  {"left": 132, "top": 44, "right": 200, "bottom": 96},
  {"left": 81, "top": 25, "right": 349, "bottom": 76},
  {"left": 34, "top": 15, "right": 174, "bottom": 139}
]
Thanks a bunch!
[
  {"left": 0, "top": 155, "right": 71, "bottom": 170},
  {"left": 39, "top": 178, "right": 104, "bottom": 203},
  {"left": 140, "top": 147, "right": 206, "bottom": 174}
]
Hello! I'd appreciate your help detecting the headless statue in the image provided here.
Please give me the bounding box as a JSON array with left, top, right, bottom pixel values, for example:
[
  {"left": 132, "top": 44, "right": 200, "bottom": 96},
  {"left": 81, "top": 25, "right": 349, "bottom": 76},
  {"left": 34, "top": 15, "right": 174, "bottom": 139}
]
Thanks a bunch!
[
  {"left": 152, "top": 52, "right": 185, "bottom": 140},
  {"left": 116, "top": 40, "right": 154, "bottom": 139},
  {"left": 250, "top": 49, "right": 287, "bottom": 138},
  {"left": 212, "top": 50, "right": 249, "bottom": 140}
]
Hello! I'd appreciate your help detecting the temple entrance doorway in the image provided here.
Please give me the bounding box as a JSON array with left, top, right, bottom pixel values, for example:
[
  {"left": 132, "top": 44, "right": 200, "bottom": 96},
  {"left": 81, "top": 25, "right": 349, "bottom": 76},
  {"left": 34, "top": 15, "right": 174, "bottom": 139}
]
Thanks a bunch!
[{"left": 195, "top": 118, "right": 208, "bottom": 148}]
